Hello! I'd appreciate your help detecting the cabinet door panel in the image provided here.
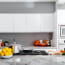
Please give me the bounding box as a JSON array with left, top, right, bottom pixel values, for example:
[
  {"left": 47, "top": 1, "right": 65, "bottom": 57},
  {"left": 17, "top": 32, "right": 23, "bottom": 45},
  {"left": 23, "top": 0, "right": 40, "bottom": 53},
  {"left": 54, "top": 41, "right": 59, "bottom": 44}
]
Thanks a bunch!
[
  {"left": 40, "top": 14, "right": 54, "bottom": 32},
  {"left": 26, "top": 14, "right": 41, "bottom": 32},
  {"left": 0, "top": 14, "right": 13, "bottom": 32},
  {"left": 14, "top": 14, "right": 26, "bottom": 32}
]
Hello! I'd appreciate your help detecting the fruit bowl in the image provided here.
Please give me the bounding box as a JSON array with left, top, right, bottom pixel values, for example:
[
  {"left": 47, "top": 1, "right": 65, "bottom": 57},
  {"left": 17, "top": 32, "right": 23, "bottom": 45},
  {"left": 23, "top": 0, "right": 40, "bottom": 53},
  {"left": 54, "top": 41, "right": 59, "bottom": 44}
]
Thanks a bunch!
[{"left": 1, "top": 55, "right": 13, "bottom": 59}]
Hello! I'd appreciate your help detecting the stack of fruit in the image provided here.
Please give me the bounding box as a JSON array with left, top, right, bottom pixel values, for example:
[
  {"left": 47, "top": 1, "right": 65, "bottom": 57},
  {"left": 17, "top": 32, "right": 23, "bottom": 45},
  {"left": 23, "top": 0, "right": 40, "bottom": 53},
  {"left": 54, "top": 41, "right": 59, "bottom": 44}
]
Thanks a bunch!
[
  {"left": 0, "top": 46, "right": 14, "bottom": 56},
  {"left": 34, "top": 40, "right": 48, "bottom": 47}
]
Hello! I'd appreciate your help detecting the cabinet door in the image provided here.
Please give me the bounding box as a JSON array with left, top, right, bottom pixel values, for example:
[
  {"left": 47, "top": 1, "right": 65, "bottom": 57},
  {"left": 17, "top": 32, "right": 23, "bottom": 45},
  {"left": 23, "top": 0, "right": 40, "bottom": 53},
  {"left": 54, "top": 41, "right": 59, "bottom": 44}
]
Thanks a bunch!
[
  {"left": 0, "top": 14, "right": 14, "bottom": 32},
  {"left": 40, "top": 14, "right": 54, "bottom": 32},
  {"left": 14, "top": 14, "right": 26, "bottom": 32},
  {"left": 26, "top": 14, "right": 41, "bottom": 32},
  {"left": 57, "top": 10, "right": 65, "bottom": 25}
]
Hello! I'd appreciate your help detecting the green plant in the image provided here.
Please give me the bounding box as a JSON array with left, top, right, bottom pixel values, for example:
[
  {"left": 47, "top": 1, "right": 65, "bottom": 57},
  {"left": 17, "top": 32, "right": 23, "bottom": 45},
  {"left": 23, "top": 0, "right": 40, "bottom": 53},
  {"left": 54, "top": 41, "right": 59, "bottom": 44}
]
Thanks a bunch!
[
  {"left": 4, "top": 41, "right": 9, "bottom": 43},
  {"left": 62, "top": 53, "right": 65, "bottom": 55}
]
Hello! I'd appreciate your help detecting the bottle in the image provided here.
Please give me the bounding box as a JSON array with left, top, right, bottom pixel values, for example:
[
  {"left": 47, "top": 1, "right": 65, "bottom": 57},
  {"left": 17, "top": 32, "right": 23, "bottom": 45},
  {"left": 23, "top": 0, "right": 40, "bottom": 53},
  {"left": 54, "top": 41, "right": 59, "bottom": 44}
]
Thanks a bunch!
[{"left": 13, "top": 39, "right": 16, "bottom": 45}]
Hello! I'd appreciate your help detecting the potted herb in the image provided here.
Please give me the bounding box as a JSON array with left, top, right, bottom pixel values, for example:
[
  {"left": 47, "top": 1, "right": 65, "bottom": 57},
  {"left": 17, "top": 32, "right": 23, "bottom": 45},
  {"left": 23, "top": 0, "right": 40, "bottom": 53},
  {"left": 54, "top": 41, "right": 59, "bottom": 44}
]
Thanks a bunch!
[{"left": 4, "top": 41, "right": 9, "bottom": 46}]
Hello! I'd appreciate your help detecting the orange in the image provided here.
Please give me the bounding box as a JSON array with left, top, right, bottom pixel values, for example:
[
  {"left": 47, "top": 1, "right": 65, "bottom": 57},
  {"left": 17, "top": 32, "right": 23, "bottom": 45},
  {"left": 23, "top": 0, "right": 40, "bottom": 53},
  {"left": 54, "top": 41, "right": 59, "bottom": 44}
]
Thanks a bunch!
[
  {"left": 39, "top": 43, "right": 46, "bottom": 47},
  {"left": 34, "top": 43, "right": 40, "bottom": 46},
  {"left": 35, "top": 40, "right": 40, "bottom": 43}
]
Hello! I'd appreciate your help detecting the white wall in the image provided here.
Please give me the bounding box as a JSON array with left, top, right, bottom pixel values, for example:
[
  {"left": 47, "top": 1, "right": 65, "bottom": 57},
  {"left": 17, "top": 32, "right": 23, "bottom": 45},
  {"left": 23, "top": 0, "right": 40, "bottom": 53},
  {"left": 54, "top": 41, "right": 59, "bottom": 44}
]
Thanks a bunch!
[
  {"left": 52, "top": 12, "right": 57, "bottom": 47},
  {"left": 57, "top": 9, "right": 65, "bottom": 50},
  {"left": 57, "top": 10, "right": 65, "bottom": 42}
]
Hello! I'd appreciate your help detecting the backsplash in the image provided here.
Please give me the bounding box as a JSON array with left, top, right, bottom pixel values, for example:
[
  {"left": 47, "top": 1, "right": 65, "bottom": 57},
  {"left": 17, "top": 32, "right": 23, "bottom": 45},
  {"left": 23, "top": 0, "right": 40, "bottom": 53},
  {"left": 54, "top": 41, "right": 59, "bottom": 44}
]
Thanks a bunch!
[{"left": 0, "top": 33, "right": 53, "bottom": 46}]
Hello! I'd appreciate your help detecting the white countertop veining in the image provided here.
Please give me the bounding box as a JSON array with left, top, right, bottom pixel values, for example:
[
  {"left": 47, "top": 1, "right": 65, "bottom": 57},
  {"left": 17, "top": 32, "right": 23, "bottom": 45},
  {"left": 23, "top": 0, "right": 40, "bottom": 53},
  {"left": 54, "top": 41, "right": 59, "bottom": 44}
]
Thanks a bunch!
[{"left": 0, "top": 55, "right": 65, "bottom": 65}]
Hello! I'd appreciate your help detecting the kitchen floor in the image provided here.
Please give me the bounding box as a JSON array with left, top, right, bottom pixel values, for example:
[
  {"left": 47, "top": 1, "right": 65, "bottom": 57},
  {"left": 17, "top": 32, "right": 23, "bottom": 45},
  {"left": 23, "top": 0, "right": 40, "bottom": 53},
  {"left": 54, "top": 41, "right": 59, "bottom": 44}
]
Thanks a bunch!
[{"left": 0, "top": 55, "right": 65, "bottom": 65}]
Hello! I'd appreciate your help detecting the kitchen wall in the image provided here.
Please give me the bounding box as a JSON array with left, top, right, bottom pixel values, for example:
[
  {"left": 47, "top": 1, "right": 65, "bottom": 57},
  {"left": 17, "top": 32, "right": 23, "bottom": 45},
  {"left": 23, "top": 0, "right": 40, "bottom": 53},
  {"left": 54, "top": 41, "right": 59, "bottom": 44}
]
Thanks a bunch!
[
  {"left": 0, "top": 2, "right": 56, "bottom": 47},
  {"left": 0, "top": 33, "right": 53, "bottom": 47},
  {"left": 0, "top": 2, "right": 55, "bottom": 13},
  {"left": 56, "top": 4, "right": 65, "bottom": 50}
]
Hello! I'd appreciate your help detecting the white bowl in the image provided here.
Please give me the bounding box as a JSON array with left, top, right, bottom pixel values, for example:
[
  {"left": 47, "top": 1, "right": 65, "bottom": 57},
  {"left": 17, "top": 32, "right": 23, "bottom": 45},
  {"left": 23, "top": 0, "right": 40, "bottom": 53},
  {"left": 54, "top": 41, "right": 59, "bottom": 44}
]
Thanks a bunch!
[{"left": 1, "top": 55, "right": 13, "bottom": 59}]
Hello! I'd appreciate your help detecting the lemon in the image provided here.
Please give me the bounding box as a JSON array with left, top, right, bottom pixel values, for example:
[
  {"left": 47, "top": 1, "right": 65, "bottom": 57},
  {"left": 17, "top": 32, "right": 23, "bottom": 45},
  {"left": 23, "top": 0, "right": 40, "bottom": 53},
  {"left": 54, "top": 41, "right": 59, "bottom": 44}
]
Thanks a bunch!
[
  {"left": 2, "top": 49, "right": 6, "bottom": 53},
  {"left": 8, "top": 52, "right": 13, "bottom": 55},
  {"left": 0, "top": 51, "right": 1, "bottom": 55},
  {"left": 1, "top": 52, "right": 4, "bottom": 56},
  {"left": 11, "top": 49, "right": 14, "bottom": 53},
  {"left": 5, "top": 52, "right": 9, "bottom": 56},
  {"left": 9, "top": 48, "right": 12, "bottom": 52},
  {"left": 6, "top": 50, "right": 11, "bottom": 52},
  {"left": 10, "top": 53, "right": 13, "bottom": 55},
  {"left": 4, "top": 47, "right": 8, "bottom": 50}
]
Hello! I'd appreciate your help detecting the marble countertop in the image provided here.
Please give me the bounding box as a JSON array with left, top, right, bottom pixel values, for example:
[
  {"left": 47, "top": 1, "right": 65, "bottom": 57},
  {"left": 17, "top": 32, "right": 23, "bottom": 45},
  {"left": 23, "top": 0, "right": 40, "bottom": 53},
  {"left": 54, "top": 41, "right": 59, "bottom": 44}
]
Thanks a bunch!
[{"left": 0, "top": 55, "right": 65, "bottom": 65}]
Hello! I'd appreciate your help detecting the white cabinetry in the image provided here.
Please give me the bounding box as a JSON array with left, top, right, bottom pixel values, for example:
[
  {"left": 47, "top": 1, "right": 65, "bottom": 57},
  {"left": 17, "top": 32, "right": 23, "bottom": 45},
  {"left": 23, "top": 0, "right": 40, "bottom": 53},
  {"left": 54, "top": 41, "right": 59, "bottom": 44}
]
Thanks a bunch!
[
  {"left": 26, "top": 14, "right": 41, "bottom": 32},
  {"left": 58, "top": 0, "right": 65, "bottom": 4},
  {"left": 0, "top": 14, "right": 54, "bottom": 33},
  {"left": 0, "top": 14, "right": 14, "bottom": 32},
  {"left": 14, "top": 14, "right": 41, "bottom": 32},
  {"left": 40, "top": 14, "right": 54, "bottom": 32},
  {"left": 14, "top": 14, "right": 54, "bottom": 32},
  {"left": 14, "top": 14, "right": 26, "bottom": 32}
]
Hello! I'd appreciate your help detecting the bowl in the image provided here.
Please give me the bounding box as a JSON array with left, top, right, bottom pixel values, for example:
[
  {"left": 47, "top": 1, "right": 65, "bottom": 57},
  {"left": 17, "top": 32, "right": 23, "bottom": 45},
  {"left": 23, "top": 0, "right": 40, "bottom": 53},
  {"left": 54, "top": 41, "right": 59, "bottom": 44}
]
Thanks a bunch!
[{"left": 1, "top": 55, "right": 13, "bottom": 59}]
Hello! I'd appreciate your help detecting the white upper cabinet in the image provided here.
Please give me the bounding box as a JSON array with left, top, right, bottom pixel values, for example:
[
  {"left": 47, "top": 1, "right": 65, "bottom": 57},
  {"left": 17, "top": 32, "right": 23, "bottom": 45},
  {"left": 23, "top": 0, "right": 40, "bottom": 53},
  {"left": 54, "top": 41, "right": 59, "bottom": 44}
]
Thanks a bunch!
[
  {"left": 40, "top": 14, "right": 54, "bottom": 32},
  {"left": 14, "top": 14, "right": 54, "bottom": 32},
  {"left": 14, "top": 14, "right": 26, "bottom": 32},
  {"left": 58, "top": 0, "right": 65, "bottom": 4},
  {"left": 0, "top": 14, "right": 54, "bottom": 33},
  {"left": 14, "top": 14, "right": 41, "bottom": 32},
  {"left": 0, "top": 14, "right": 14, "bottom": 32},
  {"left": 57, "top": 10, "right": 65, "bottom": 25},
  {"left": 26, "top": 14, "right": 41, "bottom": 32}
]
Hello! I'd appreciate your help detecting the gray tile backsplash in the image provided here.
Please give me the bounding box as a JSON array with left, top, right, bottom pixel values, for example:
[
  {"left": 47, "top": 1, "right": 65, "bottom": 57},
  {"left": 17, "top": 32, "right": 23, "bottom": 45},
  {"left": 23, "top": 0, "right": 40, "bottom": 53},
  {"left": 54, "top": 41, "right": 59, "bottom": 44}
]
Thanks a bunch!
[{"left": 0, "top": 33, "right": 53, "bottom": 46}]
